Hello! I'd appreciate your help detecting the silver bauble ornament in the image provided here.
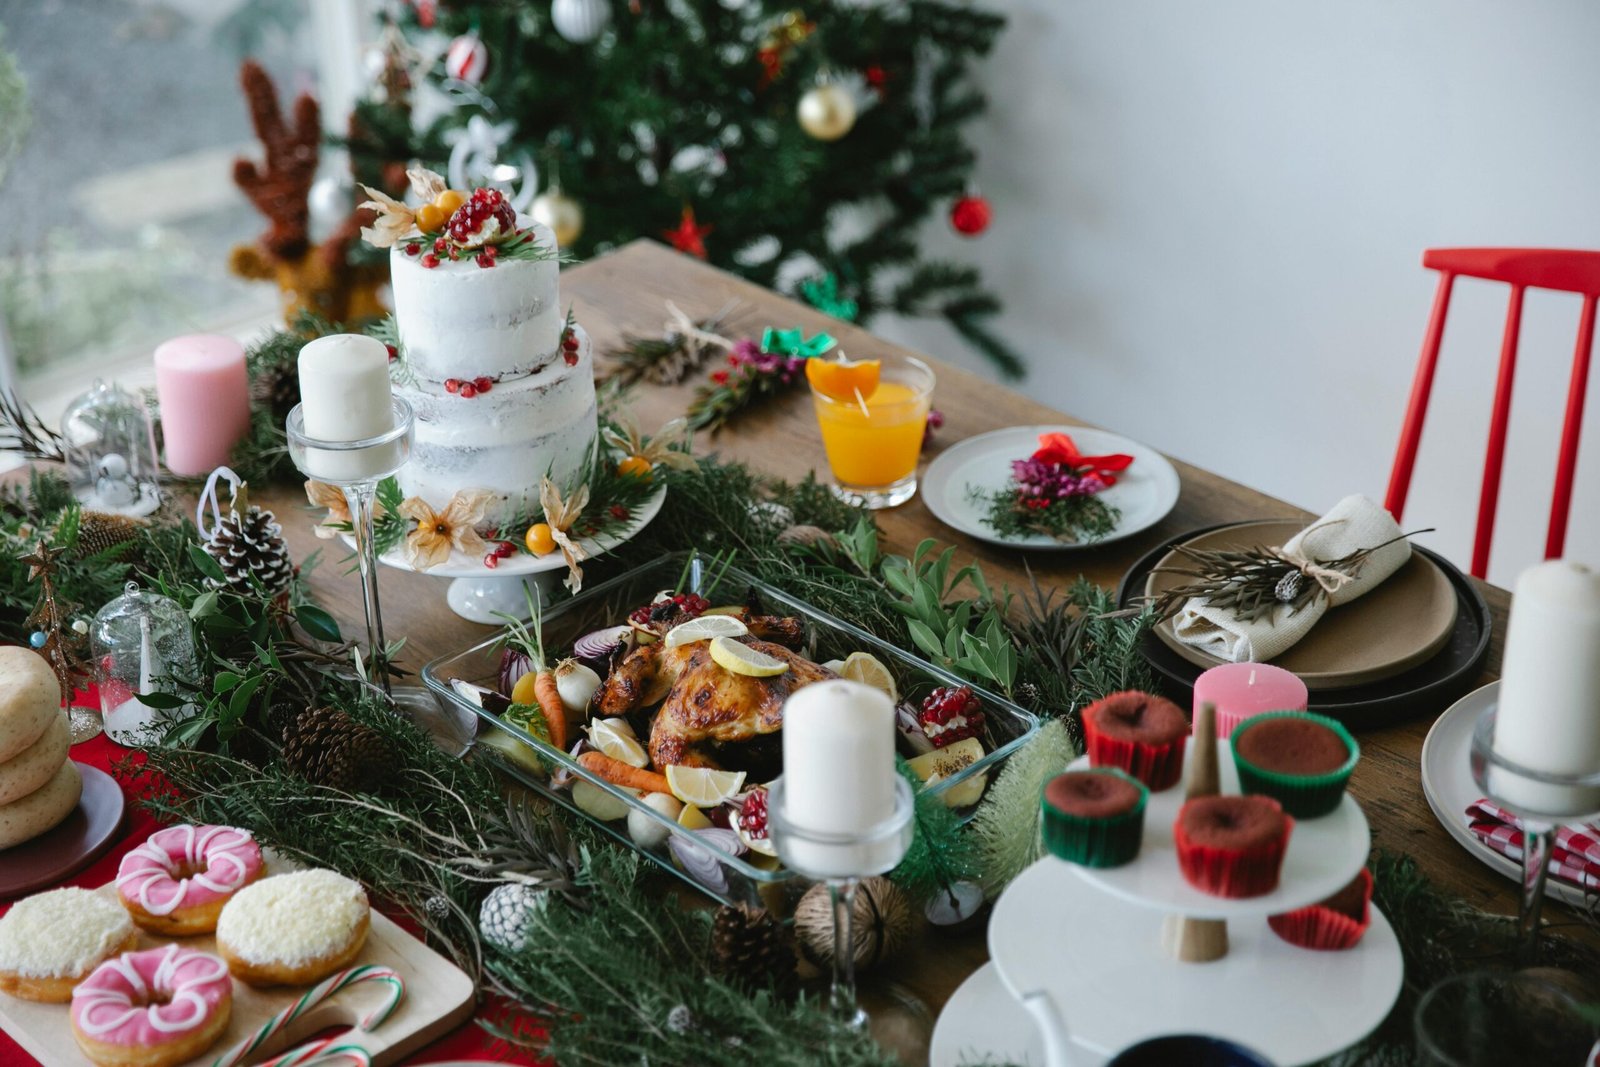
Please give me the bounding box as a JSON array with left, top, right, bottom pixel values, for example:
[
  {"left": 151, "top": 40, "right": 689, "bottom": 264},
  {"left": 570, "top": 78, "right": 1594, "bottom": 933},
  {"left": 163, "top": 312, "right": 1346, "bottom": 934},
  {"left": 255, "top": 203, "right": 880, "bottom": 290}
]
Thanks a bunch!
[
  {"left": 479, "top": 881, "right": 546, "bottom": 952},
  {"left": 552, "top": 0, "right": 611, "bottom": 43},
  {"left": 308, "top": 170, "right": 354, "bottom": 243},
  {"left": 530, "top": 190, "right": 584, "bottom": 247},
  {"left": 797, "top": 83, "right": 857, "bottom": 141}
]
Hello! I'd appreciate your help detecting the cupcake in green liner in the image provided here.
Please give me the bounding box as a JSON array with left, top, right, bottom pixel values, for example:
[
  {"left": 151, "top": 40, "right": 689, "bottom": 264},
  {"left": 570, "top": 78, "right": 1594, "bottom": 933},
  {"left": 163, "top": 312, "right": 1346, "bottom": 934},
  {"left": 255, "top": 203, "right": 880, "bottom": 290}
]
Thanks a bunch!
[
  {"left": 1041, "top": 768, "right": 1149, "bottom": 868},
  {"left": 1230, "top": 711, "right": 1359, "bottom": 818}
]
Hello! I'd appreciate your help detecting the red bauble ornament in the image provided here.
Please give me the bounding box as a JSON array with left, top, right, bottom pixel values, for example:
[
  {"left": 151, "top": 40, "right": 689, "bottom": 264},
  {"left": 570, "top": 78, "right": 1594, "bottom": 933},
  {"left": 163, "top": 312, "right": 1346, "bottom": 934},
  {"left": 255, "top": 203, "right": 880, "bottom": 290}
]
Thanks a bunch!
[
  {"left": 445, "top": 33, "right": 489, "bottom": 85},
  {"left": 949, "top": 195, "right": 992, "bottom": 237},
  {"left": 663, "top": 206, "right": 713, "bottom": 259}
]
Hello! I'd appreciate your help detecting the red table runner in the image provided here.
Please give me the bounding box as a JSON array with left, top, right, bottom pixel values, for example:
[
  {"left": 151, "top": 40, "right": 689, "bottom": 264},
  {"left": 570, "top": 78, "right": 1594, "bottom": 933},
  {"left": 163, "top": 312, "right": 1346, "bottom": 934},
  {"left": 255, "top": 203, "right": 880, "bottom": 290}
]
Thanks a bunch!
[{"left": 0, "top": 695, "right": 531, "bottom": 1065}]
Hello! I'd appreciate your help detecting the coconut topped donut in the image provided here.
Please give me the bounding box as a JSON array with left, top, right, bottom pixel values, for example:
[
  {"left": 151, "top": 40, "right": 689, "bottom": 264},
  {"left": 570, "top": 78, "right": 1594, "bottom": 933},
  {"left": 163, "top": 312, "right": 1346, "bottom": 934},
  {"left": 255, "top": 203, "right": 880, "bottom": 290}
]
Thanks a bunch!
[
  {"left": 0, "top": 888, "right": 136, "bottom": 1002},
  {"left": 216, "top": 868, "right": 370, "bottom": 986},
  {"left": 116, "top": 825, "right": 264, "bottom": 935}
]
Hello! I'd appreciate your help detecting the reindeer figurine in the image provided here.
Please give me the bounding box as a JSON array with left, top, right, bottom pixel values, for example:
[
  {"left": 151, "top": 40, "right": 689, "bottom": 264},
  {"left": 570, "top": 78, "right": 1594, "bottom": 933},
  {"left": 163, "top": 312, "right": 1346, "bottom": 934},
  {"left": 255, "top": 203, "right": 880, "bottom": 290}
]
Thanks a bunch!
[{"left": 228, "top": 61, "right": 388, "bottom": 327}]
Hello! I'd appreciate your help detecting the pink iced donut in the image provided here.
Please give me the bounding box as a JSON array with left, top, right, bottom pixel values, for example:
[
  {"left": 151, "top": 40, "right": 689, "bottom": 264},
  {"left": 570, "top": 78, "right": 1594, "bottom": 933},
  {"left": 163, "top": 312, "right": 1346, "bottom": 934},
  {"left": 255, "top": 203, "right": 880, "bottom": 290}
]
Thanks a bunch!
[
  {"left": 116, "top": 824, "right": 264, "bottom": 936},
  {"left": 70, "top": 944, "right": 233, "bottom": 1067}
]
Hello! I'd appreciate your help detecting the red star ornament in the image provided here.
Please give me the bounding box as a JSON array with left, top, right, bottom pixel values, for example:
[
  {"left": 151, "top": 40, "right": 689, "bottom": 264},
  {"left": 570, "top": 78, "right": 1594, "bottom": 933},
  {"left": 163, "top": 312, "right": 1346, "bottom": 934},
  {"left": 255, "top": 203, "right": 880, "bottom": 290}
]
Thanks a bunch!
[{"left": 663, "top": 207, "right": 713, "bottom": 259}]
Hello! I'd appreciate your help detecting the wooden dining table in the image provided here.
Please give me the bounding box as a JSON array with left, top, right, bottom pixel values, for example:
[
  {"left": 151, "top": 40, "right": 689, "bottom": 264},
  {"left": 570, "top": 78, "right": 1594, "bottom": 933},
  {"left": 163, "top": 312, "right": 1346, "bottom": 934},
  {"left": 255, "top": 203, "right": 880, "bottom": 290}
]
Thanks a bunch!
[
  {"left": 11, "top": 238, "right": 1572, "bottom": 1063},
  {"left": 239, "top": 237, "right": 1579, "bottom": 1026}
]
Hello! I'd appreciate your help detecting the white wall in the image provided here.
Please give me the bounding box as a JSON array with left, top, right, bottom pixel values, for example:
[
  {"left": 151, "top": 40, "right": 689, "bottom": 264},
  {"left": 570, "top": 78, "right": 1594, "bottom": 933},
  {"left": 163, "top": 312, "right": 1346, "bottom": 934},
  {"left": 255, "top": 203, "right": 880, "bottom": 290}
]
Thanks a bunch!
[{"left": 878, "top": 0, "right": 1600, "bottom": 586}]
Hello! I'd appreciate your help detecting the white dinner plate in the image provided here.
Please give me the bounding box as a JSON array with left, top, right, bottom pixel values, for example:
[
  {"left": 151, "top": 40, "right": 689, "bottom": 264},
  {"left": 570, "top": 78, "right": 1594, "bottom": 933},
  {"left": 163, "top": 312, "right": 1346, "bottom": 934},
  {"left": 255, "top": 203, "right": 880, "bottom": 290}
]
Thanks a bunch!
[
  {"left": 930, "top": 962, "right": 1055, "bottom": 1067},
  {"left": 922, "top": 425, "right": 1180, "bottom": 549},
  {"left": 1419, "top": 680, "right": 1596, "bottom": 909}
]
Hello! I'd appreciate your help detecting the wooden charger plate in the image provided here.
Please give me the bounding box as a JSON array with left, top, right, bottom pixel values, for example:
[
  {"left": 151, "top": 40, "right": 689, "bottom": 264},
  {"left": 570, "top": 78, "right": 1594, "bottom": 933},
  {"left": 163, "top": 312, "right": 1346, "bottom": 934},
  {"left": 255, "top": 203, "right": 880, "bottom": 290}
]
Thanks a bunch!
[
  {"left": 1144, "top": 520, "right": 1459, "bottom": 690},
  {"left": 0, "top": 763, "right": 125, "bottom": 900}
]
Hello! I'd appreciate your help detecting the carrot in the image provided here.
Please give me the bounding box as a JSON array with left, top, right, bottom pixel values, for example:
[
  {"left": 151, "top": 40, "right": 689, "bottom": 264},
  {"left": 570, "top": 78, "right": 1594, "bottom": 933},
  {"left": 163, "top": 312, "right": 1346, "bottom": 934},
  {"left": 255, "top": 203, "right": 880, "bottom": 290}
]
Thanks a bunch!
[
  {"left": 578, "top": 751, "right": 671, "bottom": 794},
  {"left": 532, "top": 670, "right": 568, "bottom": 751}
]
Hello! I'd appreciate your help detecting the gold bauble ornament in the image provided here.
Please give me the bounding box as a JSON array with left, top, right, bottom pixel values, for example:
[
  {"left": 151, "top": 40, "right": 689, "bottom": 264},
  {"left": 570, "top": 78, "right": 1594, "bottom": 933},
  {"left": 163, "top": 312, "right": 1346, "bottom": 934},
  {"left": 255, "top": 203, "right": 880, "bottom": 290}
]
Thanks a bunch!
[
  {"left": 797, "top": 83, "right": 857, "bottom": 142},
  {"left": 793, "top": 876, "right": 917, "bottom": 972},
  {"left": 531, "top": 190, "right": 584, "bottom": 247}
]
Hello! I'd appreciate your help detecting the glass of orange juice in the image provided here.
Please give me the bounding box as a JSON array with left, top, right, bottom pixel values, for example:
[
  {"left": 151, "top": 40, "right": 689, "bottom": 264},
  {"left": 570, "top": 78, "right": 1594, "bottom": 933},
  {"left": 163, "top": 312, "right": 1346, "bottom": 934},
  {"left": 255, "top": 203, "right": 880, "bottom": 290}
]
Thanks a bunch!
[{"left": 808, "top": 351, "right": 935, "bottom": 509}]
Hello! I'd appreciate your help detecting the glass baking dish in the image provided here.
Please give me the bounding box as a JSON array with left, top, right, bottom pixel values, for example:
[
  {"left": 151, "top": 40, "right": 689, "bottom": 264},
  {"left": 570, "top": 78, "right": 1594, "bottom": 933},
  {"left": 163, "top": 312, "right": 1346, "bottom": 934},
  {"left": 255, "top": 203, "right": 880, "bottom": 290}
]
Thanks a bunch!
[{"left": 422, "top": 553, "right": 1039, "bottom": 907}]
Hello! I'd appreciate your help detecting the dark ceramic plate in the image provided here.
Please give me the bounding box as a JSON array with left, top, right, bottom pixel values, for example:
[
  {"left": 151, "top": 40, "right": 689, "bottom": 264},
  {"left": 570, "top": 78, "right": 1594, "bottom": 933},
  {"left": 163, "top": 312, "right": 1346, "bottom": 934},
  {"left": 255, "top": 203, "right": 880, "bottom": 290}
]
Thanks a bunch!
[
  {"left": 0, "top": 762, "right": 126, "bottom": 899},
  {"left": 1117, "top": 523, "right": 1492, "bottom": 730}
]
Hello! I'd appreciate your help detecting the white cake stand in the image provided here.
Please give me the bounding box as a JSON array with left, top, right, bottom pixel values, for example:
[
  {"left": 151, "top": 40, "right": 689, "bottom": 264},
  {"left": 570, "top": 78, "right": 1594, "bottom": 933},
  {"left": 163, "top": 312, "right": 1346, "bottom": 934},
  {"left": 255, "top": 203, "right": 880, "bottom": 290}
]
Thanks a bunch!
[
  {"left": 960, "top": 742, "right": 1403, "bottom": 1067},
  {"left": 346, "top": 483, "right": 665, "bottom": 623}
]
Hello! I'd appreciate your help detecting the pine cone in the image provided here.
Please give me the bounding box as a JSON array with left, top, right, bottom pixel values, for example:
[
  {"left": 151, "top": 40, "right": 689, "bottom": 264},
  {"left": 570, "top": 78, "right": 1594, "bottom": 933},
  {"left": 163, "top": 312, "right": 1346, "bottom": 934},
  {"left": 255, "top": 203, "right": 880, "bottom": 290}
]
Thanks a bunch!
[
  {"left": 1014, "top": 680, "right": 1043, "bottom": 708},
  {"left": 251, "top": 360, "right": 301, "bottom": 423},
  {"left": 73, "top": 511, "right": 148, "bottom": 560},
  {"left": 202, "top": 506, "right": 293, "bottom": 597},
  {"left": 709, "top": 903, "right": 797, "bottom": 999},
  {"left": 281, "top": 705, "right": 388, "bottom": 792}
]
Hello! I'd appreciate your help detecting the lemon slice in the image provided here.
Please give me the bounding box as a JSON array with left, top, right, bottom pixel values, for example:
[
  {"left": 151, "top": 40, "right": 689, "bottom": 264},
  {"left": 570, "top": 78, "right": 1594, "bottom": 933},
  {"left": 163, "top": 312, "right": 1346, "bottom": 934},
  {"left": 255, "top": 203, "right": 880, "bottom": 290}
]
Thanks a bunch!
[
  {"left": 677, "top": 803, "right": 713, "bottom": 830},
  {"left": 664, "top": 614, "right": 750, "bottom": 649},
  {"left": 588, "top": 717, "right": 648, "bottom": 768},
  {"left": 666, "top": 765, "right": 748, "bottom": 807},
  {"left": 838, "top": 651, "right": 898, "bottom": 702},
  {"left": 708, "top": 636, "right": 788, "bottom": 677}
]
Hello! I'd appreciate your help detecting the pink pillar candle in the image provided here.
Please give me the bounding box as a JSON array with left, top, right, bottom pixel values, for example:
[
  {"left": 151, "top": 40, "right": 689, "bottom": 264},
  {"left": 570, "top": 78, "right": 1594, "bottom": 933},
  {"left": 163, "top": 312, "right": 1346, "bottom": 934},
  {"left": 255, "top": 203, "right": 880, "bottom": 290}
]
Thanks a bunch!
[
  {"left": 1193, "top": 661, "right": 1309, "bottom": 738},
  {"left": 154, "top": 334, "right": 252, "bottom": 477}
]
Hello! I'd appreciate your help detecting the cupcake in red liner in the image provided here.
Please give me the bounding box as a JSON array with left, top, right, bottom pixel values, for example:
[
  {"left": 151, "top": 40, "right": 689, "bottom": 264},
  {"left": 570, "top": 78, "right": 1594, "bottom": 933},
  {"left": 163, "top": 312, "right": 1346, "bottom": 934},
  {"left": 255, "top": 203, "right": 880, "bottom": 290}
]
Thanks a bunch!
[
  {"left": 1081, "top": 691, "right": 1189, "bottom": 792},
  {"left": 1173, "top": 795, "right": 1293, "bottom": 898},
  {"left": 1268, "top": 868, "right": 1373, "bottom": 950}
]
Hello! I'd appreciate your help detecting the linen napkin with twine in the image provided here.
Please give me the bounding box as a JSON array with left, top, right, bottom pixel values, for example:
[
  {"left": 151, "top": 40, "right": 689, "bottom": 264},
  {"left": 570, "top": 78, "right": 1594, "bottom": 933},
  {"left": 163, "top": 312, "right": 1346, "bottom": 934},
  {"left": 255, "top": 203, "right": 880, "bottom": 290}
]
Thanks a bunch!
[{"left": 1171, "top": 494, "right": 1412, "bottom": 663}]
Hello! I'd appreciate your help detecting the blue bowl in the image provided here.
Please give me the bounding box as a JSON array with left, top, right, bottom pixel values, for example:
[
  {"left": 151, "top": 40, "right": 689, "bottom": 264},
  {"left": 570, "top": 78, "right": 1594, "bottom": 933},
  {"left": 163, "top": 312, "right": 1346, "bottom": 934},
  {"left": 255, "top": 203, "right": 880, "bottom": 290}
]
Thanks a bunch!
[{"left": 1108, "top": 1035, "right": 1276, "bottom": 1067}]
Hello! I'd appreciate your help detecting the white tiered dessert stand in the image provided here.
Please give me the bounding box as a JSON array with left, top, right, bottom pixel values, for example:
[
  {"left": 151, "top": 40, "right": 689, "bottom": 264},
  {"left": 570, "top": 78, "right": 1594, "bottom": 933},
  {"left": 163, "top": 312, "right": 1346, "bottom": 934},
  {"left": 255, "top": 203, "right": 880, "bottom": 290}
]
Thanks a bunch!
[
  {"left": 932, "top": 738, "right": 1404, "bottom": 1067},
  {"left": 346, "top": 483, "right": 666, "bottom": 623}
]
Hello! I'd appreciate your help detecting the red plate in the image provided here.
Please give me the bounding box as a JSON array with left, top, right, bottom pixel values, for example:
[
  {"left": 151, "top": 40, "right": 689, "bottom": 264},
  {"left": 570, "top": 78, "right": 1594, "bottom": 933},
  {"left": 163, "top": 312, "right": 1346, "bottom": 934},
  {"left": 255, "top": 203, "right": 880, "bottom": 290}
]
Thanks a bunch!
[{"left": 0, "top": 762, "right": 125, "bottom": 899}]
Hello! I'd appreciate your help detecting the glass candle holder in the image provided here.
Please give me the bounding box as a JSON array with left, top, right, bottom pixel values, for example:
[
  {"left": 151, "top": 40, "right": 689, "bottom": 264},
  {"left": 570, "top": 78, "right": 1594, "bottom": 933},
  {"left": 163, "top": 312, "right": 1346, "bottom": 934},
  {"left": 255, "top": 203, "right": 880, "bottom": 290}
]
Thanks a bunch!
[
  {"left": 90, "top": 582, "right": 200, "bottom": 746},
  {"left": 286, "top": 399, "right": 414, "bottom": 694},
  {"left": 1470, "top": 704, "right": 1600, "bottom": 962},
  {"left": 1415, "top": 970, "right": 1600, "bottom": 1067},
  {"left": 61, "top": 379, "right": 161, "bottom": 517},
  {"left": 769, "top": 775, "right": 915, "bottom": 1029}
]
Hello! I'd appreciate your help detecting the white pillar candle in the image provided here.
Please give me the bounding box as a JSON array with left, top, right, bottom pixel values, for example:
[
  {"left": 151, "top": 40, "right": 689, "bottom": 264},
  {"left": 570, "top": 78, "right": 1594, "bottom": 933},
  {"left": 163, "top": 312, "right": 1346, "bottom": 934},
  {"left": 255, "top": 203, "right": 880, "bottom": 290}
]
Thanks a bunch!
[
  {"left": 779, "top": 680, "right": 898, "bottom": 877},
  {"left": 1492, "top": 560, "right": 1600, "bottom": 814},
  {"left": 295, "top": 334, "right": 397, "bottom": 481}
]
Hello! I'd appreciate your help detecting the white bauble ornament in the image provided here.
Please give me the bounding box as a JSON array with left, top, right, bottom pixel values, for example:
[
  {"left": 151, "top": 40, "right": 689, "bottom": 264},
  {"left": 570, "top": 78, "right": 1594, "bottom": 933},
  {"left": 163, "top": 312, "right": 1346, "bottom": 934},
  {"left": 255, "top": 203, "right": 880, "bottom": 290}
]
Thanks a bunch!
[
  {"left": 479, "top": 881, "right": 546, "bottom": 952},
  {"left": 531, "top": 190, "right": 585, "bottom": 247},
  {"left": 797, "top": 83, "right": 857, "bottom": 141},
  {"left": 445, "top": 33, "right": 490, "bottom": 85},
  {"left": 308, "top": 170, "right": 353, "bottom": 242},
  {"left": 552, "top": 0, "right": 611, "bottom": 43}
]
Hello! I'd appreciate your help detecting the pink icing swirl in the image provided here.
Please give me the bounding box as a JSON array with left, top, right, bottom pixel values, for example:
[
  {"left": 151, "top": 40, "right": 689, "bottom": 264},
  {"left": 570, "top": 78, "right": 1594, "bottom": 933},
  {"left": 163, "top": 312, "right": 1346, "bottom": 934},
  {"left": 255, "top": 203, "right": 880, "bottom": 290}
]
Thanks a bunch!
[
  {"left": 115, "top": 824, "right": 263, "bottom": 915},
  {"left": 71, "top": 944, "right": 231, "bottom": 1046}
]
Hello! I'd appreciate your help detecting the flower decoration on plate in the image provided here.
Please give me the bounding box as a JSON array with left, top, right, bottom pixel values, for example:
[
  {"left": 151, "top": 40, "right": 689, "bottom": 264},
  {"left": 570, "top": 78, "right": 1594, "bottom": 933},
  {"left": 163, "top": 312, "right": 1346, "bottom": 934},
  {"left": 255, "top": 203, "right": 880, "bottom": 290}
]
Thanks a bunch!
[
  {"left": 400, "top": 488, "right": 493, "bottom": 569},
  {"left": 536, "top": 476, "right": 590, "bottom": 593},
  {"left": 965, "top": 431, "right": 1130, "bottom": 544},
  {"left": 601, "top": 414, "right": 697, "bottom": 479},
  {"left": 359, "top": 166, "right": 561, "bottom": 269}
]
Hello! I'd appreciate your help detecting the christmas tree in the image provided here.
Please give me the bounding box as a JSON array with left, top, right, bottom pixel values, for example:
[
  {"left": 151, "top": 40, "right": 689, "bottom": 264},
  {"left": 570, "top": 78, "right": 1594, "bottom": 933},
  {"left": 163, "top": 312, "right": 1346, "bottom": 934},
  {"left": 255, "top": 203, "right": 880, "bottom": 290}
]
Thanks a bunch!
[{"left": 361, "top": 0, "right": 1019, "bottom": 375}]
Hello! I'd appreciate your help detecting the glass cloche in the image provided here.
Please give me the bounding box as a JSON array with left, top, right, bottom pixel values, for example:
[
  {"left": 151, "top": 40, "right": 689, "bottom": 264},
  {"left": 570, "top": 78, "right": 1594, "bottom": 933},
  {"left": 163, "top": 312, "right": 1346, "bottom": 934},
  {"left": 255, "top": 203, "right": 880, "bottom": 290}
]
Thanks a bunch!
[
  {"left": 61, "top": 379, "right": 162, "bottom": 517},
  {"left": 90, "top": 582, "right": 199, "bottom": 746}
]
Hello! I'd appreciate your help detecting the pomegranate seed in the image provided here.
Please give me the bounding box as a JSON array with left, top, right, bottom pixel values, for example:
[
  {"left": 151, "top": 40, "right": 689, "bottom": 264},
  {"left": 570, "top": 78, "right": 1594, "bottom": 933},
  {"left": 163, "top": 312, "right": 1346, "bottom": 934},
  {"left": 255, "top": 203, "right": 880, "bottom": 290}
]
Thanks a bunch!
[
  {"left": 460, "top": 382, "right": 478, "bottom": 398},
  {"left": 609, "top": 504, "right": 630, "bottom": 520},
  {"left": 444, "top": 378, "right": 460, "bottom": 393},
  {"left": 385, "top": 344, "right": 398, "bottom": 361},
  {"left": 433, "top": 237, "right": 447, "bottom": 252},
  {"left": 564, "top": 350, "right": 579, "bottom": 366},
  {"left": 484, "top": 553, "right": 500, "bottom": 569},
  {"left": 476, "top": 252, "right": 495, "bottom": 268},
  {"left": 421, "top": 253, "right": 440, "bottom": 269},
  {"left": 404, "top": 242, "right": 420, "bottom": 255},
  {"left": 473, "top": 376, "right": 493, "bottom": 392}
]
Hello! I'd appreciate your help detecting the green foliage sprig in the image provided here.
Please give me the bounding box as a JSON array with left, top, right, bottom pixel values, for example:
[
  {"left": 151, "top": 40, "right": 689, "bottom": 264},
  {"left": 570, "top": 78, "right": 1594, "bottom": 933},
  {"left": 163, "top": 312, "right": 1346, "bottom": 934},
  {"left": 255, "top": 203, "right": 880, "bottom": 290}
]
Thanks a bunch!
[
  {"left": 967, "top": 718, "right": 1074, "bottom": 896},
  {"left": 883, "top": 540, "right": 1017, "bottom": 696},
  {"left": 891, "top": 757, "right": 983, "bottom": 905},
  {"left": 966, "top": 482, "right": 1118, "bottom": 544}
]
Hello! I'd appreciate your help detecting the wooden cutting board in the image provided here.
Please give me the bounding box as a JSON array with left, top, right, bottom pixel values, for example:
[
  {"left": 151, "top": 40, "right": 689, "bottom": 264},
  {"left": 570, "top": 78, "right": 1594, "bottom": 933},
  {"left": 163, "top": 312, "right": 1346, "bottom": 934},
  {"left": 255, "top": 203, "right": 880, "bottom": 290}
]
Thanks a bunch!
[{"left": 0, "top": 865, "right": 475, "bottom": 1067}]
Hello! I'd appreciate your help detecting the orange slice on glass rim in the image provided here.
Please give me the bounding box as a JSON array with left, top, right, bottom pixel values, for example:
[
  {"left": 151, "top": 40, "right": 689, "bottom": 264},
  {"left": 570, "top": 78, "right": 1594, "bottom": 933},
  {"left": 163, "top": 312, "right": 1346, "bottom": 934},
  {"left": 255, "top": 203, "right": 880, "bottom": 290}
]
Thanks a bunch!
[{"left": 805, "top": 354, "right": 881, "bottom": 404}]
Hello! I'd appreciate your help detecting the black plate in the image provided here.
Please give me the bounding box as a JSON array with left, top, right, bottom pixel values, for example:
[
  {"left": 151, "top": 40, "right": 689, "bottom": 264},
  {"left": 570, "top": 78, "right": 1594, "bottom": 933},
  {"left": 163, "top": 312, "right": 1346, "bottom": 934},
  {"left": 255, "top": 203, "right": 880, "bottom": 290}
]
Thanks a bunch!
[{"left": 1116, "top": 523, "right": 1492, "bottom": 730}]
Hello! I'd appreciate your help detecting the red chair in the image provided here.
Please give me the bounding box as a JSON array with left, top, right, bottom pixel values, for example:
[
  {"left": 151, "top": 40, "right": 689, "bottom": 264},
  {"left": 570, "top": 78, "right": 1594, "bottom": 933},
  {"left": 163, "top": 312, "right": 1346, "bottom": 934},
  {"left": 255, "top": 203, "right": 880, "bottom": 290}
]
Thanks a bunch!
[{"left": 1385, "top": 248, "right": 1600, "bottom": 578}]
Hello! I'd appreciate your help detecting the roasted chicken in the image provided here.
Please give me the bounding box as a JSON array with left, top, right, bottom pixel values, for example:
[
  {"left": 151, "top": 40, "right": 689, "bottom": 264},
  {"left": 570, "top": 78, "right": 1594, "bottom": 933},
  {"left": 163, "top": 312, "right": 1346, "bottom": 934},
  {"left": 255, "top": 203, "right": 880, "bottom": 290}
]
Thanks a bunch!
[{"left": 594, "top": 617, "right": 834, "bottom": 770}]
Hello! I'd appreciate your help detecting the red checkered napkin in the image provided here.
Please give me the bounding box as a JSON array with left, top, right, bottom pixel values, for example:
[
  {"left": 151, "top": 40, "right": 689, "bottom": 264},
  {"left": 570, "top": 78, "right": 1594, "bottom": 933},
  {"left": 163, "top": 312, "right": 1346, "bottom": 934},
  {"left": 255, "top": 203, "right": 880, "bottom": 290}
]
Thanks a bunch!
[{"left": 1465, "top": 799, "right": 1600, "bottom": 891}]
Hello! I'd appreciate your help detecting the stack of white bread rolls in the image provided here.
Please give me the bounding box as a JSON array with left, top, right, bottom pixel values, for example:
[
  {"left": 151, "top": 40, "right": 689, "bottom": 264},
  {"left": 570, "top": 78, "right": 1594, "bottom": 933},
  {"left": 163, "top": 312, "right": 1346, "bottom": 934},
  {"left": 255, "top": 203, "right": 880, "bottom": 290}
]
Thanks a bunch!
[{"left": 0, "top": 646, "right": 80, "bottom": 850}]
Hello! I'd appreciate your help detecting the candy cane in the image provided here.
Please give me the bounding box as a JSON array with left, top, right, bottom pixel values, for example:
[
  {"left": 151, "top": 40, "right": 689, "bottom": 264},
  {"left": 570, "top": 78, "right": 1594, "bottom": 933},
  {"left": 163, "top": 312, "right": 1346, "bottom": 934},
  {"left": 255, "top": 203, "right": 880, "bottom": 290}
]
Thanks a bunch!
[
  {"left": 209, "top": 965, "right": 404, "bottom": 1067},
  {"left": 253, "top": 1035, "right": 372, "bottom": 1067}
]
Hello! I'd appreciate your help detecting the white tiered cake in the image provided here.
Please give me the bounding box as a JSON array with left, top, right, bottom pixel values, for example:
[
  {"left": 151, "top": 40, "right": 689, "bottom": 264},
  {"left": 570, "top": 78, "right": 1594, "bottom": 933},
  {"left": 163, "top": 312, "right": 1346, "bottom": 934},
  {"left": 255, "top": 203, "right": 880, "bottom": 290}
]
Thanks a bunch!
[{"left": 387, "top": 219, "right": 597, "bottom": 530}]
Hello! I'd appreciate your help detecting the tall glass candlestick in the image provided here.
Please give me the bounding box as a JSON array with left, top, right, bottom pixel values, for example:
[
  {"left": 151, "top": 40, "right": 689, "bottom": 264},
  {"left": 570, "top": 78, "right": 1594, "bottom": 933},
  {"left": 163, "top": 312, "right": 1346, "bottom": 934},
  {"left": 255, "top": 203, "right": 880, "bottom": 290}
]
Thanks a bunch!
[{"left": 286, "top": 400, "right": 413, "bottom": 694}]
